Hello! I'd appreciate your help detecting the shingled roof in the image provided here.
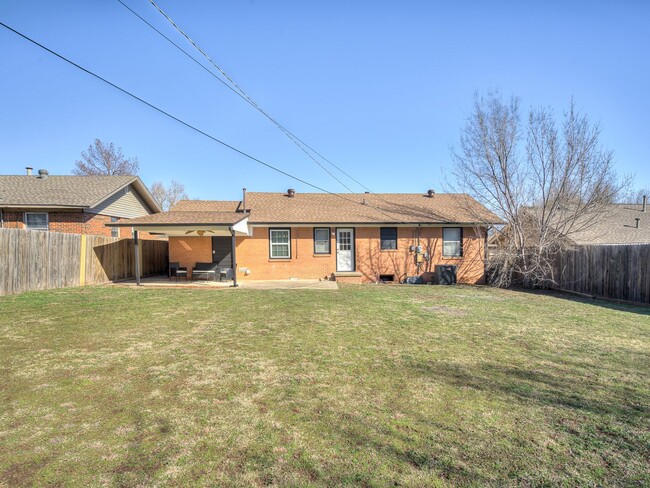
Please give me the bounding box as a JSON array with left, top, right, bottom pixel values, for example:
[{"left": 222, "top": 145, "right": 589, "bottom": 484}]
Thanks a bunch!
[
  {"left": 172, "top": 192, "right": 503, "bottom": 225},
  {"left": 109, "top": 211, "right": 246, "bottom": 227},
  {"left": 568, "top": 203, "right": 650, "bottom": 245},
  {"left": 0, "top": 175, "right": 161, "bottom": 212},
  {"left": 173, "top": 200, "right": 241, "bottom": 212}
]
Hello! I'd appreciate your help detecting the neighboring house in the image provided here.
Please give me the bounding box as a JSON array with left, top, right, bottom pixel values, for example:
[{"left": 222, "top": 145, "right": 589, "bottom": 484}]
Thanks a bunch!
[
  {"left": 0, "top": 168, "right": 161, "bottom": 237},
  {"left": 564, "top": 200, "right": 649, "bottom": 245},
  {"left": 108, "top": 189, "right": 502, "bottom": 284},
  {"left": 489, "top": 197, "right": 650, "bottom": 250}
]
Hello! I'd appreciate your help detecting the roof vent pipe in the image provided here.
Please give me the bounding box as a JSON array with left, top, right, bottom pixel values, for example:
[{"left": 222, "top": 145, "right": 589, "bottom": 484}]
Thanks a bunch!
[
  {"left": 635, "top": 218, "right": 640, "bottom": 229},
  {"left": 38, "top": 169, "right": 49, "bottom": 179},
  {"left": 287, "top": 188, "right": 295, "bottom": 198},
  {"left": 25, "top": 167, "right": 33, "bottom": 176},
  {"left": 427, "top": 189, "right": 435, "bottom": 198},
  {"left": 643, "top": 195, "right": 647, "bottom": 212},
  {"left": 242, "top": 187, "right": 247, "bottom": 212}
]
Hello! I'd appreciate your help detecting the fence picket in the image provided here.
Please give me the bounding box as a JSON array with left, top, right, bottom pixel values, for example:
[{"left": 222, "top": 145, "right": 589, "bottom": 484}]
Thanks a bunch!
[
  {"left": 553, "top": 244, "right": 650, "bottom": 304},
  {"left": 0, "top": 228, "right": 167, "bottom": 296}
]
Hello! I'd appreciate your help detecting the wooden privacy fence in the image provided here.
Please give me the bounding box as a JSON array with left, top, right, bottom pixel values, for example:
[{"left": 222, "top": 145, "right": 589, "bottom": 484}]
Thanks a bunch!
[
  {"left": 554, "top": 244, "right": 650, "bottom": 304},
  {"left": 0, "top": 227, "right": 168, "bottom": 296}
]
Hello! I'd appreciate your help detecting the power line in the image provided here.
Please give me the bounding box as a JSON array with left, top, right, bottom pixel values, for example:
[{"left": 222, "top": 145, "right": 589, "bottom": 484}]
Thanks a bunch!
[
  {"left": 142, "top": 0, "right": 373, "bottom": 193},
  {"left": 115, "top": 0, "right": 253, "bottom": 107},
  {"left": 0, "top": 21, "right": 410, "bottom": 223}
]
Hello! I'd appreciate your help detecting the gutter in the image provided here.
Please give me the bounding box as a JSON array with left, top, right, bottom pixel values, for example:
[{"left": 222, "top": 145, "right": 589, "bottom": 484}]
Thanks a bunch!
[
  {"left": 247, "top": 221, "right": 501, "bottom": 226},
  {"left": 105, "top": 215, "right": 250, "bottom": 228},
  {"left": 0, "top": 205, "right": 86, "bottom": 210}
]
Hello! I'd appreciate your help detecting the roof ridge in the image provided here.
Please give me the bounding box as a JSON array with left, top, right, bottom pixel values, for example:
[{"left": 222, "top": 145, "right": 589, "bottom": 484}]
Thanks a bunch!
[{"left": 243, "top": 191, "right": 465, "bottom": 195}]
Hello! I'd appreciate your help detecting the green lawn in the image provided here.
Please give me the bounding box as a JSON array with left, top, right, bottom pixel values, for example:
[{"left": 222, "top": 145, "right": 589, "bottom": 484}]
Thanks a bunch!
[{"left": 0, "top": 284, "right": 648, "bottom": 487}]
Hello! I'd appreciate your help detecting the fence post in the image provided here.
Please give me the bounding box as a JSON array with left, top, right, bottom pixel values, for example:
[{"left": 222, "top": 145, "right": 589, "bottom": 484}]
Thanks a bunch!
[
  {"left": 79, "top": 234, "right": 87, "bottom": 286},
  {"left": 134, "top": 231, "right": 141, "bottom": 286}
]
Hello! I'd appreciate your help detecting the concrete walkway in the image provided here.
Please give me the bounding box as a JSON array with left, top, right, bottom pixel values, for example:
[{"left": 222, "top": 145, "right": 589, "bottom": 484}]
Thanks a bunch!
[
  {"left": 114, "top": 276, "right": 338, "bottom": 290},
  {"left": 240, "top": 280, "right": 338, "bottom": 290}
]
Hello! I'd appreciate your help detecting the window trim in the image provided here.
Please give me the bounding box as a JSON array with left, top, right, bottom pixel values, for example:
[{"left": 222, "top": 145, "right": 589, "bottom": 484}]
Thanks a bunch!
[
  {"left": 442, "top": 227, "right": 463, "bottom": 258},
  {"left": 313, "top": 227, "right": 331, "bottom": 255},
  {"left": 24, "top": 211, "right": 49, "bottom": 231},
  {"left": 269, "top": 228, "right": 291, "bottom": 259},
  {"left": 111, "top": 217, "right": 120, "bottom": 238},
  {"left": 380, "top": 227, "right": 398, "bottom": 250}
]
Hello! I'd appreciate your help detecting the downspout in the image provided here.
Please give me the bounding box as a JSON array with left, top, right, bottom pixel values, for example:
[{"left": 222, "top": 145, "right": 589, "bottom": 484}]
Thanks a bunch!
[
  {"left": 416, "top": 225, "right": 421, "bottom": 274},
  {"left": 230, "top": 226, "right": 238, "bottom": 287}
]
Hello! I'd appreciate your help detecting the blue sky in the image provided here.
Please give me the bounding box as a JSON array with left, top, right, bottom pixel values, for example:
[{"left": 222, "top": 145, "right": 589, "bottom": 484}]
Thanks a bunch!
[{"left": 1, "top": 1, "right": 649, "bottom": 201}]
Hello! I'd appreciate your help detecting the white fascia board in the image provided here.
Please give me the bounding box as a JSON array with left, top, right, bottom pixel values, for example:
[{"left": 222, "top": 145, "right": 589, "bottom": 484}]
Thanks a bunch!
[{"left": 232, "top": 218, "right": 252, "bottom": 236}]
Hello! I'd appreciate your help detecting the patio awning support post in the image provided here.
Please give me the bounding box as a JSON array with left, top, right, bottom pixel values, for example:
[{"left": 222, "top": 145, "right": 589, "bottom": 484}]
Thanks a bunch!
[
  {"left": 230, "top": 227, "right": 238, "bottom": 287},
  {"left": 134, "top": 230, "right": 141, "bottom": 286}
]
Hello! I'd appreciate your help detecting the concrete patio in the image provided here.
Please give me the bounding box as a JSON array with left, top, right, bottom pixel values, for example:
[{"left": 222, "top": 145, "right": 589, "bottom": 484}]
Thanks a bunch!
[{"left": 113, "top": 275, "right": 338, "bottom": 290}]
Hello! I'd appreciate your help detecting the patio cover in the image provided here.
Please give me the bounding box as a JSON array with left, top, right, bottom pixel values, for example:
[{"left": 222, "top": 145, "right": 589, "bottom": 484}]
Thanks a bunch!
[
  {"left": 106, "top": 211, "right": 251, "bottom": 236},
  {"left": 106, "top": 211, "right": 250, "bottom": 287}
]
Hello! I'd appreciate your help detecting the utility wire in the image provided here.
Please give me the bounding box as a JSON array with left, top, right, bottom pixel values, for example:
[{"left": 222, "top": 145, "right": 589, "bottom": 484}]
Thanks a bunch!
[
  {"left": 116, "top": 0, "right": 255, "bottom": 112},
  {"left": 142, "top": 0, "right": 372, "bottom": 193},
  {"left": 0, "top": 21, "right": 410, "bottom": 223}
]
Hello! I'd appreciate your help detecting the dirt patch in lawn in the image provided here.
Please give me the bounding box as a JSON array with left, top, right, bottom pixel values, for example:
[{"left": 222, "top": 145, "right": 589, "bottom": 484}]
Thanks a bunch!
[{"left": 421, "top": 306, "right": 467, "bottom": 316}]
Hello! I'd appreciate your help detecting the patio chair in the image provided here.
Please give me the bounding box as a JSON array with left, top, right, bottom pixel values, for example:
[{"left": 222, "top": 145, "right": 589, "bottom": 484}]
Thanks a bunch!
[
  {"left": 169, "top": 262, "right": 188, "bottom": 282},
  {"left": 192, "top": 262, "right": 219, "bottom": 281}
]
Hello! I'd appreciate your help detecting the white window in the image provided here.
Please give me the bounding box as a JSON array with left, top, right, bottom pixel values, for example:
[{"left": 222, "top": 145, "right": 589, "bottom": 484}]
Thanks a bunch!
[
  {"left": 269, "top": 228, "right": 291, "bottom": 258},
  {"left": 111, "top": 217, "right": 119, "bottom": 238},
  {"left": 443, "top": 227, "right": 462, "bottom": 257},
  {"left": 25, "top": 212, "right": 48, "bottom": 231},
  {"left": 314, "top": 227, "right": 330, "bottom": 254}
]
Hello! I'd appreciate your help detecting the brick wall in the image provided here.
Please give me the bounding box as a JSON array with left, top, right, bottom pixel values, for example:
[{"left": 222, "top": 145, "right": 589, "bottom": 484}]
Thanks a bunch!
[
  {"left": 1, "top": 210, "right": 158, "bottom": 239},
  {"left": 168, "top": 225, "right": 487, "bottom": 284},
  {"left": 0, "top": 211, "right": 23, "bottom": 228},
  {"left": 48, "top": 212, "right": 85, "bottom": 233},
  {"left": 168, "top": 236, "right": 213, "bottom": 279},
  {"left": 236, "top": 227, "right": 336, "bottom": 281},
  {"left": 355, "top": 226, "right": 486, "bottom": 284}
]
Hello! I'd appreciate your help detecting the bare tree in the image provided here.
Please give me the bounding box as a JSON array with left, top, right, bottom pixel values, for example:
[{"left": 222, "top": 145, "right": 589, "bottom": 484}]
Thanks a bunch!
[
  {"left": 619, "top": 186, "right": 650, "bottom": 204},
  {"left": 451, "top": 92, "right": 625, "bottom": 288},
  {"left": 150, "top": 180, "right": 189, "bottom": 211},
  {"left": 73, "top": 139, "right": 139, "bottom": 176}
]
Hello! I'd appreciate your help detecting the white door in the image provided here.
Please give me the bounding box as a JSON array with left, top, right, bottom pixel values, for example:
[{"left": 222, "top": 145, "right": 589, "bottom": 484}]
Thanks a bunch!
[{"left": 336, "top": 228, "right": 355, "bottom": 272}]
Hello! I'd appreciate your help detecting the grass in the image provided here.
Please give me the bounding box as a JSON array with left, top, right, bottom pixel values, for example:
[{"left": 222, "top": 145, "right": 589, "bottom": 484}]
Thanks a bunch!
[{"left": 0, "top": 284, "right": 648, "bottom": 487}]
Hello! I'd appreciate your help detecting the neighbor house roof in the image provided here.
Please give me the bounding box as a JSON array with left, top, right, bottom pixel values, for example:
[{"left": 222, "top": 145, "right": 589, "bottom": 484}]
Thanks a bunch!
[
  {"left": 172, "top": 192, "right": 503, "bottom": 225},
  {"left": 0, "top": 174, "right": 161, "bottom": 212},
  {"left": 567, "top": 203, "right": 650, "bottom": 245}
]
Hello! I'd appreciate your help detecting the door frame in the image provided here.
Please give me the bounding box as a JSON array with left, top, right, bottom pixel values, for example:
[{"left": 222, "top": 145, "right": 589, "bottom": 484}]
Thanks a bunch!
[{"left": 335, "top": 227, "right": 355, "bottom": 272}]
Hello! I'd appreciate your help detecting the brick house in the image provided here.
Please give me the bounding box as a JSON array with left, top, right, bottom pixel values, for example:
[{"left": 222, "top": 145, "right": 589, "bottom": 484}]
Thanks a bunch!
[
  {"left": 0, "top": 169, "right": 161, "bottom": 237},
  {"left": 109, "top": 189, "right": 502, "bottom": 284}
]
